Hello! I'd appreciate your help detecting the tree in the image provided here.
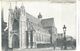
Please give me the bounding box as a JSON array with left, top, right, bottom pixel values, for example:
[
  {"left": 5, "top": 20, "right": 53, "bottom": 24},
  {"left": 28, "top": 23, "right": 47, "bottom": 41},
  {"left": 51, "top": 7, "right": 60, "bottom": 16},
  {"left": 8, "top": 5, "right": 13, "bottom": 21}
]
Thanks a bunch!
[
  {"left": 53, "top": 38, "right": 64, "bottom": 50},
  {"left": 53, "top": 36, "right": 76, "bottom": 50}
]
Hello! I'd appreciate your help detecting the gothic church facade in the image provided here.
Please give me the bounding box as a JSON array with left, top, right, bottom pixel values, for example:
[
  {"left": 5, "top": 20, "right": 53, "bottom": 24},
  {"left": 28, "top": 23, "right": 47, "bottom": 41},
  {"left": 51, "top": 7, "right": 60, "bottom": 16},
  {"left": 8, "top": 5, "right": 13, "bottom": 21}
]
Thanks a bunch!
[{"left": 8, "top": 5, "right": 57, "bottom": 49}]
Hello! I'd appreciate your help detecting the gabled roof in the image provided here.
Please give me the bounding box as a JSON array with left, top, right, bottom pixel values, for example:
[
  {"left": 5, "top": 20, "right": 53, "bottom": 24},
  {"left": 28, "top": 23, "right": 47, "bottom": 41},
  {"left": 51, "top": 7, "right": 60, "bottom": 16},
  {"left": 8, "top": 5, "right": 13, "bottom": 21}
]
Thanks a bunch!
[
  {"left": 25, "top": 12, "right": 49, "bottom": 34},
  {"left": 26, "top": 12, "right": 40, "bottom": 24},
  {"left": 41, "top": 18, "right": 55, "bottom": 27}
]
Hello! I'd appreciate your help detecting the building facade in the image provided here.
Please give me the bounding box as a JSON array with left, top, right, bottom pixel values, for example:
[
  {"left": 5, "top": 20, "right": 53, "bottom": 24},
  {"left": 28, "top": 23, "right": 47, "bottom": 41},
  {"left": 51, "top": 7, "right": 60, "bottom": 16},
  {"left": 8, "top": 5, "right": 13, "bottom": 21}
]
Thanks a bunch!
[
  {"left": 8, "top": 5, "right": 57, "bottom": 49},
  {"left": 41, "top": 18, "right": 57, "bottom": 44}
]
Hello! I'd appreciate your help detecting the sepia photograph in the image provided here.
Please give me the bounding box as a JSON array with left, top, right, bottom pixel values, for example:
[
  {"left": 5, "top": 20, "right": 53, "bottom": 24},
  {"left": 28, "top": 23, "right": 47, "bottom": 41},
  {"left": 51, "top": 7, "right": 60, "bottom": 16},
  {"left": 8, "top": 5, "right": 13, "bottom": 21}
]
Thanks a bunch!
[{"left": 1, "top": 0, "right": 76, "bottom": 51}]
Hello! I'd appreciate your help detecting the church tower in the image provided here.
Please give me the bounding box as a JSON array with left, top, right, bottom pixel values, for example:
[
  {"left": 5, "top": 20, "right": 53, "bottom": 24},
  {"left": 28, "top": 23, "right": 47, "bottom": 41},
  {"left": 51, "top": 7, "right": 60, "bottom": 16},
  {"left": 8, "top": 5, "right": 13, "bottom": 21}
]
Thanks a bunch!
[
  {"left": 19, "top": 3, "right": 27, "bottom": 48},
  {"left": 8, "top": 1, "right": 20, "bottom": 48},
  {"left": 8, "top": 1, "right": 14, "bottom": 48}
]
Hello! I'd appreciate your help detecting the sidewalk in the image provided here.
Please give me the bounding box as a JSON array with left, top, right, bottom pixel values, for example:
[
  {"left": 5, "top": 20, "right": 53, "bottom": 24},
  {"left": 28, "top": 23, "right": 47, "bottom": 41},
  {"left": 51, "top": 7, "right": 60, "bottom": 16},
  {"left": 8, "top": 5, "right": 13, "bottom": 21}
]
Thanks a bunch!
[
  {"left": 13, "top": 47, "right": 53, "bottom": 51},
  {"left": 13, "top": 47, "right": 76, "bottom": 51}
]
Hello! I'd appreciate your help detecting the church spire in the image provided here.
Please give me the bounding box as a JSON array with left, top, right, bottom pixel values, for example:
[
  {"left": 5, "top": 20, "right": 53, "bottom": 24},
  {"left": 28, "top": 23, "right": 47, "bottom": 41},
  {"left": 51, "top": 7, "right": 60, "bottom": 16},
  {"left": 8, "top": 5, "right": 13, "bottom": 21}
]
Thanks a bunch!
[
  {"left": 21, "top": 0, "right": 23, "bottom": 6},
  {"left": 9, "top": 0, "right": 13, "bottom": 15},
  {"left": 9, "top": 0, "right": 12, "bottom": 9},
  {"left": 38, "top": 12, "right": 42, "bottom": 19},
  {"left": 21, "top": 0, "right": 24, "bottom": 9},
  {"left": 14, "top": 0, "right": 18, "bottom": 10},
  {"left": 15, "top": 0, "right": 17, "bottom": 6},
  {"left": 20, "top": 0, "right": 25, "bottom": 14}
]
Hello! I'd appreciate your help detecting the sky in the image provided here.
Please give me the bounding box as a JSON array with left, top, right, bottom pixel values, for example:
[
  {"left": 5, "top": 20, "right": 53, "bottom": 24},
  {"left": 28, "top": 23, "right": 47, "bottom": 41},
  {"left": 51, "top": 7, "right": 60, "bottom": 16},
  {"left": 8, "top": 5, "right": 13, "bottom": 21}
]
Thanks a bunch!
[
  {"left": 0, "top": 1, "right": 76, "bottom": 39},
  {"left": 0, "top": 0, "right": 76, "bottom": 3},
  {"left": 78, "top": 1, "right": 80, "bottom": 45}
]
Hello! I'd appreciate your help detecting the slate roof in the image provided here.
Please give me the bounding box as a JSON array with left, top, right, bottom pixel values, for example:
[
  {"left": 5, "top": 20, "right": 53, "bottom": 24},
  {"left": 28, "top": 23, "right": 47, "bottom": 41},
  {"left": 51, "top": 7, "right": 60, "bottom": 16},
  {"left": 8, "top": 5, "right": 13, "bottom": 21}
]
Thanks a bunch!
[
  {"left": 41, "top": 18, "right": 55, "bottom": 27},
  {"left": 25, "top": 12, "right": 49, "bottom": 34}
]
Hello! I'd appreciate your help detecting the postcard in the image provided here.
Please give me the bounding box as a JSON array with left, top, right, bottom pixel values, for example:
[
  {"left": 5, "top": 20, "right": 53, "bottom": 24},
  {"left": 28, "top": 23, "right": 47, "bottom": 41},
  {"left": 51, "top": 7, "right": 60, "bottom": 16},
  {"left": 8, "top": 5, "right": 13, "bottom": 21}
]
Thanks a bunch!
[{"left": 1, "top": 0, "right": 76, "bottom": 51}]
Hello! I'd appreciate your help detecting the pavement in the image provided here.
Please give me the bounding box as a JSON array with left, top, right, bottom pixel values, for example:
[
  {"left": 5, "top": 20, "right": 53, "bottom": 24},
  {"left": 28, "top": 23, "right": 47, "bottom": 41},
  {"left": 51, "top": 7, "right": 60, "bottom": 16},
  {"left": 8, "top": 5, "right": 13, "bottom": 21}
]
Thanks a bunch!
[{"left": 13, "top": 48, "right": 76, "bottom": 51}]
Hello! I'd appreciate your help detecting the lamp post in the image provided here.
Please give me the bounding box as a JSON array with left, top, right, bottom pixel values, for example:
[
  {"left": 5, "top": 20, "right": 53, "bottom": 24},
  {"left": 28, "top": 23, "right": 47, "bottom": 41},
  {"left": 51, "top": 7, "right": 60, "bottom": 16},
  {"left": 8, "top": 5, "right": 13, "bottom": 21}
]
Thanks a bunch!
[{"left": 63, "top": 25, "right": 67, "bottom": 49}]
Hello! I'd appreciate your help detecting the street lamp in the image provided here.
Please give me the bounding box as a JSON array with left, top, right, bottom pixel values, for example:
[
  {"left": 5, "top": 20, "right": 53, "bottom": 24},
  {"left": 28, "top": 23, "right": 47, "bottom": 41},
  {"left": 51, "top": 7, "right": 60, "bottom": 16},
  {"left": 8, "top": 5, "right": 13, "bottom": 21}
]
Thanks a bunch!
[{"left": 63, "top": 25, "right": 67, "bottom": 49}]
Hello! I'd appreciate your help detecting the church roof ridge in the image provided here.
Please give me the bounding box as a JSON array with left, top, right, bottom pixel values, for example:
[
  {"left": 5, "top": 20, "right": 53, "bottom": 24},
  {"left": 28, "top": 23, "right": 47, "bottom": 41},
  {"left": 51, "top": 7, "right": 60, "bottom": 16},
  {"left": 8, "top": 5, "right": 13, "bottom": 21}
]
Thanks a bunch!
[{"left": 42, "top": 17, "right": 54, "bottom": 20}]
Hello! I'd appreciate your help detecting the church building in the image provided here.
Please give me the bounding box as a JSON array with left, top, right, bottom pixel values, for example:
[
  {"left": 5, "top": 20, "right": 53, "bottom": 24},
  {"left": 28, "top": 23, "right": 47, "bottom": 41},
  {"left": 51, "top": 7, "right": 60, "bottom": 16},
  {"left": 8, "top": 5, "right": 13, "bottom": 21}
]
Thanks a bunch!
[{"left": 8, "top": 4, "right": 57, "bottom": 49}]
